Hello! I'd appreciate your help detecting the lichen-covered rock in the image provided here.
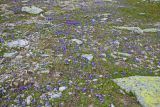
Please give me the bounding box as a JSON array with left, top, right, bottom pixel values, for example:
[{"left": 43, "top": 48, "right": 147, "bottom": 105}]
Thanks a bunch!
[
  {"left": 71, "top": 39, "right": 83, "bottom": 45},
  {"left": 3, "top": 52, "right": 18, "bottom": 58},
  {"left": 7, "top": 39, "right": 29, "bottom": 48},
  {"left": 22, "top": 6, "right": 43, "bottom": 14},
  {"left": 143, "top": 28, "right": 160, "bottom": 33},
  {"left": 115, "top": 26, "right": 143, "bottom": 34},
  {"left": 25, "top": 95, "right": 33, "bottom": 105},
  {"left": 113, "top": 76, "right": 160, "bottom": 107},
  {"left": 82, "top": 54, "right": 93, "bottom": 61}
]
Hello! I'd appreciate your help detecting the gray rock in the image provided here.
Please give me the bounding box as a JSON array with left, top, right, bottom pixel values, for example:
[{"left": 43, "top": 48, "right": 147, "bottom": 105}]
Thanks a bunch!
[
  {"left": 114, "top": 52, "right": 132, "bottom": 57},
  {"left": 113, "top": 76, "right": 160, "bottom": 107},
  {"left": 143, "top": 28, "right": 160, "bottom": 33},
  {"left": 7, "top": 39, "right": 29, "bottom": 48},
  {"left": 22, "top": 6, "right": 43, "bottom": 14},
  {"left": 100, "top": 53, "right": 106, "bottom": 57},
  {"left": 49, "top": 92, "right": 62, "bottom": 99},
  {"left": 115, "top": 26, "right": 143, "bottom": 34},
  {"left": 41, "top": 54, "right": 49, "bottom": 57},
  {"left": 59, "top": 86, "right": 67, "bottom": 92},
  {"left": 25, "top": 95, "right": 33, "bottom": 105},
  {"left": 3, "top": 52, "right": 18, "bottom": 58},
  {"left": 39, "top": 69, "right": 50, "bottom": 74},
  {"left": 72, "top": 39, "right": 83, "bottom": 45},
  {"left": 82, "top": 54, "right": 93, "bottom": 61},
  {"left": 111, "top": 104, "right": 115, "bottom": 107}
]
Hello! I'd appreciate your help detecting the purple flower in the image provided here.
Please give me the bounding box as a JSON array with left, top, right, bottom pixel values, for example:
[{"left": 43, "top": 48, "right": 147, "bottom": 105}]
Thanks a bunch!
[
  {"left": 90, "top": 88, "right": 94, "bottom": 92},
  {"left": 7, "top": 96, "right": 11, "bottom": 100},
  {"left": 65, "top": 59, "right": 69, "bottom": 65},
  {"left": 89, "top": 74, "right": 93, "bottom": 79},
  {"left": 91, "top": 62, "right": 96, "bottom": 67},
  {"left": 121, "top": 71, "right": 127, "bottom": 76},
  {"left": 19, "top": 86, "right": 27, "bottom": 90},
  {"left": 74, "top": 58, "right": 78, "bottom": 64},
  {"left": 46, "top": 85, "right": 52, "bottom": 91},
  {"left": 54, "top": 86, "right": 59, "bottom": 91},
  {"left": 55, "top": 30, "right": 64, "bottom": 36},
  {"left": 3, "top": 103, "right": 7, "bottom": 107},
  {"left": 95, "top": 1, "right": 104, "bottom": 4},
  {"left": 66, "top": 20, "right": 81, "bottom": 26},
  {"left": 0, "top": 37, "right": 4, "bottom": 44},
  {"left": 45, "top": 101, "right": 49, "bottom": 106},
  {"left": 16, "top": 99, "right": 21, "bottom": 104},
  {"left": 37, "top": 105, "right": 41, "bottom": 107},
  {"left": 46, "top": 16, "right": 53, "bottom": 21},
  {"left": 58, "top": 80, "right": 61, "bottom": 83},
  {"left": 114, "top": 72, "right": 118, "bottom": 75},
  {"left": 82, "top": 88, "right": 87, "bottom": 92},
  {"left": 61, "top": 82, "right": 66, "bottom": 84},
  {"left": 95, "top": 94, "right": 104, "bottom": 103}
]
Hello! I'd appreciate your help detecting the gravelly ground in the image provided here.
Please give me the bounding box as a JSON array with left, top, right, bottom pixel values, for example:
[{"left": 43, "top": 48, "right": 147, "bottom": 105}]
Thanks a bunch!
[{"left": 0, "top": 0, "right": 160, "bottom": 106}]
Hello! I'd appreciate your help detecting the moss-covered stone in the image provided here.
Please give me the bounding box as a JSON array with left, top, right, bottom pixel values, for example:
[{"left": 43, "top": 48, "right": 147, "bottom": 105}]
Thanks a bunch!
[{"left": 113, "top": 76, "right": 160, "bottom": 107}]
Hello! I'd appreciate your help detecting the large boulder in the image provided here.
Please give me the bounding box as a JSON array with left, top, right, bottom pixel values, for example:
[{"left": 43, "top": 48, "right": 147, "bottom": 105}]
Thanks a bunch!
[{"left": 113, "top": 76, "right": 160, "bottom": 107}]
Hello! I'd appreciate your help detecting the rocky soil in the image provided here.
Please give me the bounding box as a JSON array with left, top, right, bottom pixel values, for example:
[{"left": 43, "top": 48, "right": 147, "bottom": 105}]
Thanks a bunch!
[{"left": 0, "top": 0, "right": 160, "bottom": 107}]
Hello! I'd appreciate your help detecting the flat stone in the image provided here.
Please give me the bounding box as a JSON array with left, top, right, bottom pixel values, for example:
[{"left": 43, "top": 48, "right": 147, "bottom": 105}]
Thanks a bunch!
[
  {"left": 72, "top": 39, "right": 83, "bottom": 45},
  {"left": 115, "top": 26, "right": 143, "bottom": 34},
  {"left": 82, "top": 54, "right": 93, "bottom": 61},
  {"left": 25, "top": 95, "right": 33, "bottom": 105},
  {"left": 39, "top": 69, "right": 50, "bottom": 74},
  {"left": 113, "top": 76, "right": 160, "bottom": 107},
  {"left": 48, "top": 92, "right": 62, "bottom": 99},
  {"left": 114, "top": 52, "right": 132, "bottom": 57},
  {"left": 7, "top": 39, "right": 29, "bottom": 48},
  {"left": 3, "top": 52, "right": 18, "bottom": 58},
  {"left": 143, "top": 28, "right": 160, "bottom": 33},
  {"left": 22, "top": 6, "right": 43, "bottom": 14},
  {"left": 100, "top": 53, "right": 106, "bottom": 57},
  {"left": 59, "top": 86, "right": 67, "bottom": 92}
]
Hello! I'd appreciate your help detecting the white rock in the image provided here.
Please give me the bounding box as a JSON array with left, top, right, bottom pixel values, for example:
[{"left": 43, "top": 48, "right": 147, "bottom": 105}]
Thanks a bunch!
[
  {"left": 100, "top": 18, "right": 108, "bottom": 22},
  {"left": 111, "top": 104, "right": 115, "bottom": 107},
  {"left": 115, "top": 26, "right": 143, "bottom": 34},
  {"left": 93, "top": 79, "right": 98, "bottom": 82},
  {"left": 59, "top": 86, "right": 67, "bottom": 92},
  {"left": 113, "top": 40, "right": 120, "bottom": 46},
  {"left": 104, "top": 0, "right": 113, "bottom": 1},
  {"left": 82, "top": 54, "right": 93, "bottom": 61},
  {"left": 3, "top": 52, "right": 18, "bottom": 58},
  {"left": 39, "top": 70, "right": 50, "bottom": 74},
  {"left": 22, "top": 6, "right": 43, "bottom": 14},
  {"left": 41, "top": 54, "right": 49, "bottom": 57},
  {"left": 114, "top": 52, "right": 132, "bottom": 57},
  {"left": 7, "top": 39, "right": 29, "bottom": 48},
  {"left": 99, "top": 75, "right": 103, "bottom": 78},
  {"left": 113, "top": 76, "right": 160, "bottom": 107},
  {"left": 102, "top": 58, "right": 107, "bottom": 61},
  {"left": 143, "top": 28, "right": 160, "bottom": 33},
  {"left": 72, "top": 39, "right": 83, "bottom": 45},
  {"left": 50, "top": 93, "right": 62, "bottom": 99},
  {"left": 68, "top": 92, "right": 72, "bottom": 95},
  {"left": 25, "top": 95, "right": 33, "bottom": 105},
  {"left": 15, "top": 55, "right": 23, "bottom": 59},
  {"left": 100, "top": 53, "right": 106, "bottom": 57},
  {"left": 110, "top": 53, "right": 117, "bottom": 59}
]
